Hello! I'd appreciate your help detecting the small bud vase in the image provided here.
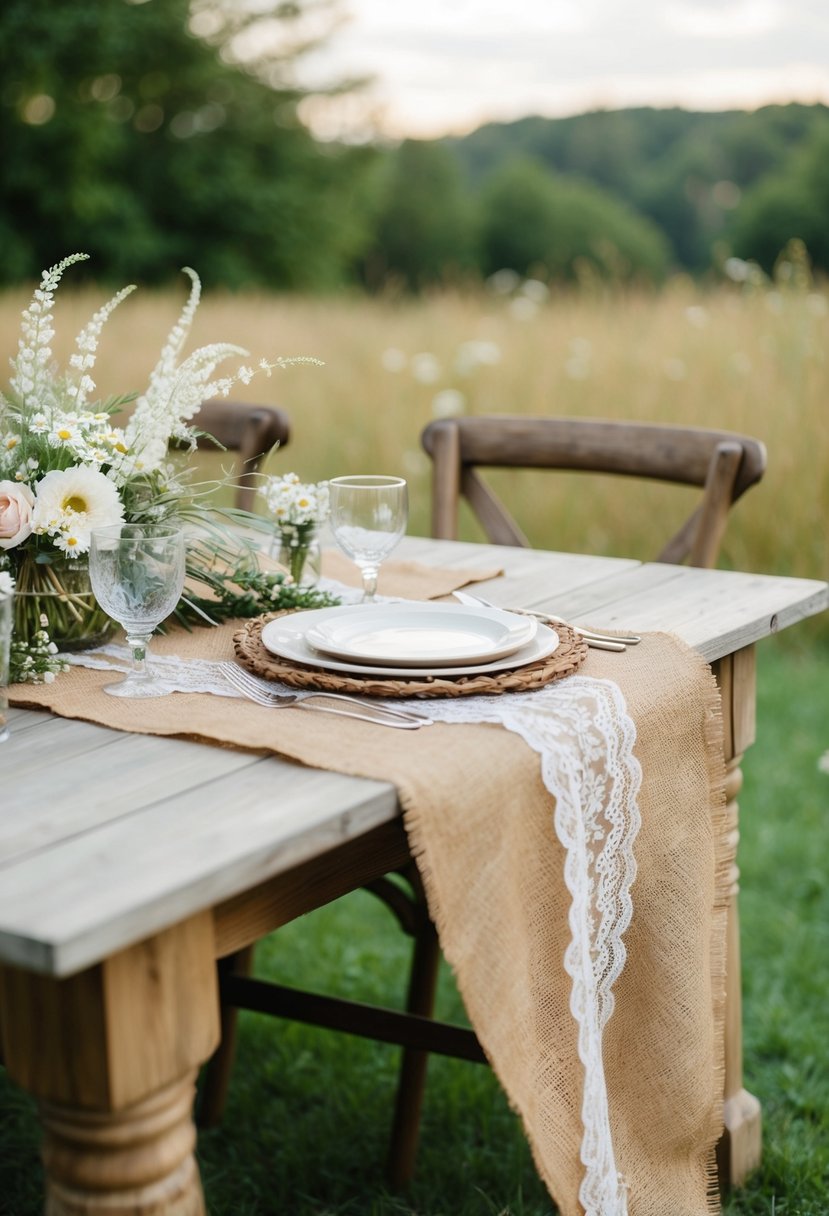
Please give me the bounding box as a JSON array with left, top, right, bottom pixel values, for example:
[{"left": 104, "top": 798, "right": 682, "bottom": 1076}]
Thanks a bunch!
[
  {"left": 13, "top": 552, "right": 115, "bottom": 652},
  {"left": 270, "top": 524, "right": 322, "bottom": 587}
]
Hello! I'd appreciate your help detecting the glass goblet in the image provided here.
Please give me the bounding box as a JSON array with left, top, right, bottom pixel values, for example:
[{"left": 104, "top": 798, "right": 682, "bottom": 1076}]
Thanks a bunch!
[
  {"left": 89, "top": 523, "right": 186, "bottom": 698},
  {"left": 327, "top": 475, "right": 408, "bottom": 603}
]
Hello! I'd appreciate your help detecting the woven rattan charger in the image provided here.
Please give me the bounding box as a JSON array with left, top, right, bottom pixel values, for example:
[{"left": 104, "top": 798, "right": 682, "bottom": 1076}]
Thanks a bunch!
[{"left": 233, "top": 612, "right": 588, "bottom": 699}]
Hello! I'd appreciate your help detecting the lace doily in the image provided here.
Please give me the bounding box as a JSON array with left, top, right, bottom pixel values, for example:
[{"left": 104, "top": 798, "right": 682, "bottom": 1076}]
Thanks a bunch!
[{"left": 64, "top": 641, "right": 641, "bottom": 1216}]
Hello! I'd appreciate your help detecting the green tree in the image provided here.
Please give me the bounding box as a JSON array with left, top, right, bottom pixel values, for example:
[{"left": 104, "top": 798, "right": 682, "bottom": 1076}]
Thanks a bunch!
[
  {"left": 479, "top": 157, "right": 669, "bottom": 283},
  {"left": 727, "top": 124, "right": 829, "bottom": 273},
  {"left": 446, "top": 104, "right": 829, "bottom": 273},
  {"left": 361, "top": 140, "right": 479, "bottom": 291},
  {"left": 0, "top": 0, "right": 376, "bottom": 288}
]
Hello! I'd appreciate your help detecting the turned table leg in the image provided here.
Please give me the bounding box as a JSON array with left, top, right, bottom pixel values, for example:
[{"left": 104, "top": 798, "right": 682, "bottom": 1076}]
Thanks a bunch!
[
  {"left": 0, "top": 912, "right": 220, "bottom": 1215},
  {"left": 713, "top": 647, "right": 763, "bottom": 1188}
]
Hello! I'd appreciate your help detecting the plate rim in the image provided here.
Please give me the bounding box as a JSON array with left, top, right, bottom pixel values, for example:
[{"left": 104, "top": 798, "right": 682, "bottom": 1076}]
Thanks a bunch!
[
  {"left": 303, "top": 603, "right": 536, "bottom": 666},
  {"left": 260, "top": 610, "right": 560, "bottom": 678}
]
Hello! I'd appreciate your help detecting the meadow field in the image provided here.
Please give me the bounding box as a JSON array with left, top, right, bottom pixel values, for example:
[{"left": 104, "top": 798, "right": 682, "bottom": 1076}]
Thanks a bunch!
[
  {"left": 1, "top": 275, "right": 827, "bottom": 1215},
  {"left": 1, "top": 269, "right": 826, "bottom": 605}
]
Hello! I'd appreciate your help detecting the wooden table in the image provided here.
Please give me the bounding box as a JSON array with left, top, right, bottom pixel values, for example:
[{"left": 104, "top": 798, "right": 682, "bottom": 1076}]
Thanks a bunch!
[{"left": 1, "top": 537, "right": 827, "bottom": 1215}]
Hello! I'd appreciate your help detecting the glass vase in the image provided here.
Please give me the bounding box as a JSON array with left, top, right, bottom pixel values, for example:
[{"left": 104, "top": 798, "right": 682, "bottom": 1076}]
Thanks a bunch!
[
  {"left": 12, "top": 551, "right": 115, "bottom": 652},
  {"left": 270, "top": 525, "right": 322, "bottom": 587},
  {"left": 0, "top": 587, "right": 12, "bottom": 742}
]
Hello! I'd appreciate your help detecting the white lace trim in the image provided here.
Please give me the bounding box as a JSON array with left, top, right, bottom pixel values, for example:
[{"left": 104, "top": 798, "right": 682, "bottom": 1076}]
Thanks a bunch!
[{"left": 65, "top": 644, "right": 641, "bottom": 1215}]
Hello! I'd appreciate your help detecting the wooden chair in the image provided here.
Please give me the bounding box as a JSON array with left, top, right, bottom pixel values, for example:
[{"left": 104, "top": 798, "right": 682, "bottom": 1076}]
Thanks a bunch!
[
  {"left": 189, "top": 399, "right": 291, "bottom": 512},
  {"left": 198, "top": 858, "right": 481, "bottom": 1188},
  {"left": 421, "top": 415, "right": 767, "bottom": 567}
]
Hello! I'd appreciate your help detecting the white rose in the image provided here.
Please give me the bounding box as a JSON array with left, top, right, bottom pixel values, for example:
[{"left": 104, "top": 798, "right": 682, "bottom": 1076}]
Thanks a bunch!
[{"left": 0, "top": 480, "right": 35, "bottom": 549}]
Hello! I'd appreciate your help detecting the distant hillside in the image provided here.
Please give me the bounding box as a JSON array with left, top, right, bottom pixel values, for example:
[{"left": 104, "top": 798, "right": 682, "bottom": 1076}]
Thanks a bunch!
[{"left": 442, "top": 104, "right": 829, "bottom": 272}]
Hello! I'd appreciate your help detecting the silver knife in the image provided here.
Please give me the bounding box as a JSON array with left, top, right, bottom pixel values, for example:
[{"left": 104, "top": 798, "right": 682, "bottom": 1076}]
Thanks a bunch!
[{"left": 453, "top": 591, "right": 637, "bottom": 651}]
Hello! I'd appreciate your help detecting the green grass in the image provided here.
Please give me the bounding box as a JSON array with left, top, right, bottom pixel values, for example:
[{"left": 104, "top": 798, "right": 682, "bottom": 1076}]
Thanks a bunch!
[{"left": 1, "top": 640, "right": 827, "bottom": 1216}]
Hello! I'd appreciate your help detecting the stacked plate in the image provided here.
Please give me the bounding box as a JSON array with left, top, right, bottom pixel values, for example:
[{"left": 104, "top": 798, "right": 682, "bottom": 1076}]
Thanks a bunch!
[{"left": 260, "top": 601, "right": 560, "bottom": 678}]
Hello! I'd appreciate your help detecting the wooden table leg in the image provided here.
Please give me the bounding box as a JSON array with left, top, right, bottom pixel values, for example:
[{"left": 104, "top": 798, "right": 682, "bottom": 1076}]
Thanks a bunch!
[
  {"left": 713, "top": 648, "right": 763, "bottom": 1188},
  {"left": 0, "top": 912, "right": 220, "bottom": 1215}
]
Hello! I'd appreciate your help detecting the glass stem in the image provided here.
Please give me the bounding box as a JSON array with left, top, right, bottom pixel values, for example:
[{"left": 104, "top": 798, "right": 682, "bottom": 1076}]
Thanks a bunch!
[
  {"left": 361, "top": 566, "right": 379, "bottom": 602},
  {"left": 125, "top": 632, "right": 153, "bottom": 679}
]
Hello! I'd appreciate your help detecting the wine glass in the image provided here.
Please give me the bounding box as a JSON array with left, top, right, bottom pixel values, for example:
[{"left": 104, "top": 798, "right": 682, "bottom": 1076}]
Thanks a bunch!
[
  {"left": 89, "top": 523, "right": 186, "bottom": 698},
  {"left": 327, "top": 475, "right": 408, "bottom": 602}
]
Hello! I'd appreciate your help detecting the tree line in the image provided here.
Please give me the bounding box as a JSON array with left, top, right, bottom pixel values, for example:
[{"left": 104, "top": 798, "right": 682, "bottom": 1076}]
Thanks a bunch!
[{"left": 2, "top": 0, "right": 828, "bottom": 293}]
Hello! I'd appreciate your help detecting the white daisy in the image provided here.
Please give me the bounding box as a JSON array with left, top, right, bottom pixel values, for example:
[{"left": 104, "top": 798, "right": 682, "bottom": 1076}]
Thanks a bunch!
[{"left": 31, "top": 465, "right": 125, "bottom": 554}]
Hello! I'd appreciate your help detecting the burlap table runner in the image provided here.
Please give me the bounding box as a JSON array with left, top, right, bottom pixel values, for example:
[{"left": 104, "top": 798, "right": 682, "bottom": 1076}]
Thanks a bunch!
[{"left": 11, "top": 556, "right": 729, "bottom": 1216}]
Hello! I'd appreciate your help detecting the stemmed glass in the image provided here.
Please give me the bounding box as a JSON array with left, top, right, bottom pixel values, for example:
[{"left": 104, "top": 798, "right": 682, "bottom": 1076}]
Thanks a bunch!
[
  {"left": 327, "top": 475, "right": 408, "bottom": 602},
  {"left": 89, "top": 523, "right": 186, "bottom": 698}
]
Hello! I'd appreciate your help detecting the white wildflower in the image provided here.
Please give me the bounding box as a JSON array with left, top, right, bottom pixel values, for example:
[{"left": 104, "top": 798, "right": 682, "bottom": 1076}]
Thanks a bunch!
[
  {"left": 724, "top": 257, "right": 750, "bottom": 283},
  {"left": 258, "top": 473, "right": 329, "bottom": 527},
  {"left": 520, "top": 278, "right": 549, "bottom": 303},
  {"left": 53, "top": 532, "right": 84, "bottom": 555},
  {"left": 69, "top": 281, "right": 137, "bottom": 408},
  {"left": 49, "top": 420, "right": 77, "bottom": 447},
  {"left": 381, "top": 348, "right": 407, "bottom": 372},
  {"left": 509, "top": 296, "right": 538, "bottom": 321},
  {"left": 31, "top": 466, "right": 125, "bottom": 554},
  {"left": 431, "top": 388, "right": 466, "bottom": 418},
  {"left": 410, "top": 352, "right": 441, "bottom": 384},
  {"left": 565, "top": 337, "right": 592, "bottom": 380},
  {"left": 454, "top": 340, "right": 501, "bottom": 376},
  {"left": 685, "top": 305, "right": 709, "bottom": 329},
  {"left": 487, "top": 268, "right": 521, "bottom": 295},
  {"left": 9, "top": 253, "right": 89, "bottom": 416}
]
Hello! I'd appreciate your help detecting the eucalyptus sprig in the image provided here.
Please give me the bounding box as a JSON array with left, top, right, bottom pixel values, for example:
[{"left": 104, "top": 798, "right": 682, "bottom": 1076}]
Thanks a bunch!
[{"left": 175, "top": 560, "right": 340, "bottom": 629}]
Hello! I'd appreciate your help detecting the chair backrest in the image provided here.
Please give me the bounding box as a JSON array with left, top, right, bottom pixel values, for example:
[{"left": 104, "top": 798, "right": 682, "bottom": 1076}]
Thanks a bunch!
[
  {"left": 193, "top": 400, "right": 291, "bottom": 512},
  {"left": 421, "top": 415, "right": 767, "bottom": 568}
]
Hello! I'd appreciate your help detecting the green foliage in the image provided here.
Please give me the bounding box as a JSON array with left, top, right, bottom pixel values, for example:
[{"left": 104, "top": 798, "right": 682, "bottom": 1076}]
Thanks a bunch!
[
  {"left": 176, "top": 555, "right": 340, "bottom": 628},
  {"left": 727, "top": 124, "right": 829, "bottom": 273},
  {"left": 360, "top": 140, "right": 480, "bottom": 290},
  {"left": 0, "top": 0, "right": 377, "bottom": 289},
  {"left": 479, "top": 156, "right": 670, "bottom": 283},
  {"left": 446, "top": 104, "right": 829, "bottom": 274},
  {"left": 3, "top": 0, "right": 829, "bottom": 292}
]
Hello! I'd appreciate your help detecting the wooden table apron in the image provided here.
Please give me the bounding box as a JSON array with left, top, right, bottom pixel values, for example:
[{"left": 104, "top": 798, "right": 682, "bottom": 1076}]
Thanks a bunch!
[{"left": 1, "top": 537, "right": 826, "bottom": 1216}]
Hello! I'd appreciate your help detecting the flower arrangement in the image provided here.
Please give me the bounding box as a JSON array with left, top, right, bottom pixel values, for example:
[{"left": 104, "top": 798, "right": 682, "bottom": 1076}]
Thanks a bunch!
[
  {"left": 0, "top": 253, "right": 338, "bottom": 682},
  {"left": 259, "top": 472, "right": 329, "bottom": 585}
]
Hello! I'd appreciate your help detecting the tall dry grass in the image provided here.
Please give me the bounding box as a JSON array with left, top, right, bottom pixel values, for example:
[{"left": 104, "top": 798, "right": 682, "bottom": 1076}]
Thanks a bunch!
[{"left": 1, "top": 275, "right": 826, "bottom": 589}]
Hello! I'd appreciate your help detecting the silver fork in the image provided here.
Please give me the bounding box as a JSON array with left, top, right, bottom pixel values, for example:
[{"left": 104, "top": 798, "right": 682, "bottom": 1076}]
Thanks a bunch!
[
  {"left": 221, "top": 662, "right": 432, "bottom": 730},
  {"left": 453, "top": 591, "right": 641, "bottom": 650}
]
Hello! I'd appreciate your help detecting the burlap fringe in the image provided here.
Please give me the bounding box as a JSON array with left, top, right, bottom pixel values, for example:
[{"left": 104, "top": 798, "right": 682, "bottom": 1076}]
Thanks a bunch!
[{"left": 695, "top": 651, "right": 732, "bottom": 1216}]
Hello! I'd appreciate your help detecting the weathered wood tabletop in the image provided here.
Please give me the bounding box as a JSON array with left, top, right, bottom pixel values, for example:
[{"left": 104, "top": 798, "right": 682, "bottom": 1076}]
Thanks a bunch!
[{"left": 1, "top": 535, "right": 826, "bottom": 1216}]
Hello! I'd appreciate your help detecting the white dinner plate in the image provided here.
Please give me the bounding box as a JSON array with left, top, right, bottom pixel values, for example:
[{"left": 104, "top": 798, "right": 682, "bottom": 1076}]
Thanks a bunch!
[
  {"left": 260, "top": 608, "right": 559, "bottom": 679},
  {"left": 303, "top": 603, "right": 537, "bottom": 667}
]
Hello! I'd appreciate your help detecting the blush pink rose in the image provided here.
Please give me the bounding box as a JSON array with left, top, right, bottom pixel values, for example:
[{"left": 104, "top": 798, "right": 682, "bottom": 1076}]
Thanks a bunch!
[{"left": 0, "top": 480, "right": 36, "bottom": 549}]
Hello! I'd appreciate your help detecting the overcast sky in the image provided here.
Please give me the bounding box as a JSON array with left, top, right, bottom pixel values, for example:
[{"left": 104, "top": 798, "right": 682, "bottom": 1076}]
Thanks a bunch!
[{"left": 293, "top": 0, "right": 829, "bottom": 139}]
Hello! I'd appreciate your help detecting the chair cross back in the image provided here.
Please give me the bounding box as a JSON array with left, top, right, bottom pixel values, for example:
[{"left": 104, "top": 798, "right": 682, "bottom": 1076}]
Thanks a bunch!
[
  {"left": 189, "top": 399, "right": 291, "bottom": 512},
  {"left": 422, "top": 416, "right": 766, "bottom": 568}
]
